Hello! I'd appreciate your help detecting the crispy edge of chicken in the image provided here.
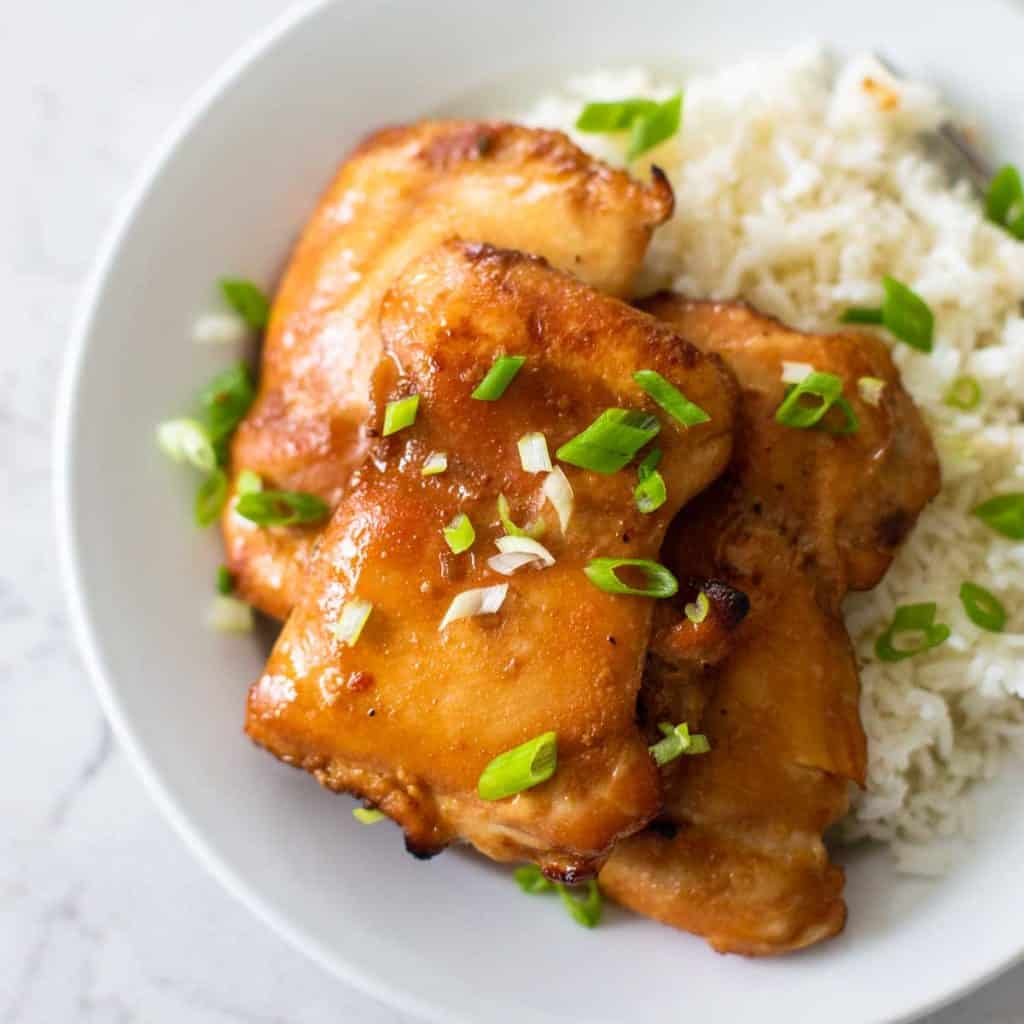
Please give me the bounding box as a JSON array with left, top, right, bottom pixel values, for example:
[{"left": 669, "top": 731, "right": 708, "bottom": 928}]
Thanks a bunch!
[
  {"left": 599, "top": 297, "right": 941, "bottom": 954},
  {"left": 244, "top": 245, "right": 736, "bottom": 880},
  {"left": 224, "top": 121, "right": 674, "bottom": 619}
]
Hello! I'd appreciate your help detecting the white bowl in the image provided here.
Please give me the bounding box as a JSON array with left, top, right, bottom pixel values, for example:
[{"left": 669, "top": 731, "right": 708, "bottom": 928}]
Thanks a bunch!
[{"left": 56, "top": 1, "right": 1024, "bottom": 1021}]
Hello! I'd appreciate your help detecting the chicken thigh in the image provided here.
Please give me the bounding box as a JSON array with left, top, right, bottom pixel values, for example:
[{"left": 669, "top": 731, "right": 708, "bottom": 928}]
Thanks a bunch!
[
  {"left": 226, "top": 121, "right": 673, "bottom": 618},
  {"left": 245, "top": 246, "right": 736, "bottom": 879}
]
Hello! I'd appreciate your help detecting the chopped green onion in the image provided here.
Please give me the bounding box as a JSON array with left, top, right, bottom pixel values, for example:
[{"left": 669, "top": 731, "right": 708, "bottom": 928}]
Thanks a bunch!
[
  {"left": 443, "top": 513, "right": 476, "bottom": 554},
  {"left": 840, "top": 307, "right": 885, "bottom": 326},
  {"left": 627, "top": 93, "right": 683, "bottom": 161},
  {"left": 649, "top": 721, "right": 711, "bottom": 766},
  {"left": 875, "top": 603, "right": 950, "bottom": 662},
  {"left": 195, "top": 469, "right": 229, "bottom": 527},
  {"left": 330, "top": 598, "right": 373, "bottom": 647},
  {"left": 985, "top": 165, "right": 1024, "bottom": 240},
  {"left": 576, "top": 98, "right": 659, "bottom": 132},
  {"left": 421, "top": 451, "right": 448, "bottom": 476},
  {"left": 352, "top": 807, "right": 385, "bottom": 824},
  {"left": 200, "top": 362, "right": 255, "bottom": 443},
  {"left": 235, "top": 489, "right": 330, "bottom": 527},
  {"left": 157, "top": 418, "right": 217, "bottom": 472},
  {"left": 518, "top": 432, "right": 552, "bottom": 474},
  {"left": 193, "top": 311, "right": 248, "bottom": 346},
  {"left": 959, "top": 582, "right": 1007, "bottom": 633},
  {"left": 207, "top": 594, "right": 253, "bottom": 632},
  {"left": 558, "top": 880, "right": 603, "bottom": 929},
  {"left": 477, "top": 731, "right": 557, "bottom": 801},
  {"left": 489, "top": 535, "right": 556, "bottom": 576},
  {"left": 944, "top": 375, "right": 982, "bottom": 411},
  {"left": 497, "top": 494, "right": 546, "bottom": 539},
  {"left": 584, "top": 558, "right": 678, "bottom": 598},
  {"left": 841, "top": 278, "right": 934, "bottom": 352},
  {"left": 637, "top": 446, "right": 662, "bottom": 479},
  {"left": 219, "top": 278, "right": 270, "bottom": 330},
  {"left": 635, "top": 468, "right": 667, "bottom": 513},
  {"left": 774, "top": 371, "right": 844, "bottom": 429},
  {"left": 557, "top": 409, "right": 660, "bottom": 474},
  {"left": 514, "top": 864, "right": 553, "bottom": 894},
  {"left": 819, "top": 396, "right": 860, "bottom": 436},
  {"left": 972, "top": 493, "right": 1024, "bottom": 539},
  {"left": 541, "top": 468, "right": 574, "bottom": 533},
  {"left": 236, "top": 469, "right": 263, "bottom": 495},
  {"left": 382, "top": 395, "right": 420, "bottom": 436},
  {"left": 216, "top": 565, "right": 234, "bottom": 595},
  {"left": 472, "top": 355, "right": 526, "bottom": 400},
  {"left": 858, "top": 376, "right": 886, "bottom": 407},
  {"left": 634, "top": 369, "right": 709, "bottom": 427},
  {"left": 439, "top": 583, "right": 508, "bottom": 631},
  {"left": 781, "top": 361, "right": 815, "bottom": 384},
  {"left": 685, "top": 591, "right": 710, "bottom": 624}
]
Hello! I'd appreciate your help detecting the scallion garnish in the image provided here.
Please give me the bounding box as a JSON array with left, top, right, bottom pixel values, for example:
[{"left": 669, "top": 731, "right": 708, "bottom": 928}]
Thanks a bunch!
[
  {"left": 352, "top": 807, "right": 386, "bottom": 824},
  {"left": 985, "top": 165, "right": 1024, "bottom": 240},
  {"left": 443, "top": 513, "right": 476, "bottom": 554},
  {"left": 972, "top": 493, "right": 1024, "bottom": 539},
  {"left": 584, "top": 558, "right": 678, "bottom": 598},
  {"left": 421, "top": 451, "right": 448, "bottom": 476},
  {"left": 235, "top": 489, "right": 330, "bottom": 527},
  {"left": 477, "top": 731, "right": 557, "bottom": 801},
  {"left": 200, "top": 362, "right": 255, "bottom": 443},
  {"left": 635, "top": 468, "right": 667, "bottom": 514},
  {"left": 219, "top": 277, "right": 270, "bottom": 330},
  {"left": 195, "top": 470, "right": 229, "bottom": 527},
  {"left": 518, "top": 432, "right": 552, "bottom": 474},
  {"left": 497, "top": 494, "right": 546, "bottom": 539},
  {"left": 649, "top": 721, "right": 711, "bottom": 767},
  {"left": 471, "top": 355, "right": 526, "bottom": 401},
  {"left": 216, "top": 565, "right": 234, "bottom": 595},
  {"left": 781, "top": 361, "right": 814, "bottom": 384},
  {"left": 193, "top": 311, "right": 248, "bottom": 346},
  {"left": 557, "top": 409, "right": 660, "bottom": 474},
  {"left": 858, "top": 376, "right": 886, "bottom": 407},
  {"left": 875, "top": 603, "right": 950, "bottom": 662},
  {"left": 577, "top": 94, "right": 683, "bottom": 162},
  {"left": 684, "top": 591, "right": 710, "bottom": 624},
  {"left": 541, "top": 468, "right": 574, "bottom": 533},
  {"left": 959, "top": 582, "right": 1007, "bottom": 633},
  {"left": 236, "top": 469, "right": 263, "bottom": 495},
  {"left": 207, "top": 594, "right": 253, "bottom": 633},
  {"left": 576, "top": 98, "right": 659, "bottom": 132},
  {"left": 634, "top": 369, "right": 709, "bottom": 427},
  {"left": 558, "top": 880, "right": 603, "bottom": 929},
  {"left": 157, "top": 418, "right": 217, "bottom": 472},
  {"left": 840, "top": 277, "right": 934, "bottom": 352},
  {"left": 514, "top": 864, "right": 553, "bottom": 893},
  {"left": 382, "top": 395, "right": 420, "bottom": 436},
  {"left": 439, "top": 583, "right": 508, "bottom": 631},
  {"left": 488, "top": 535, "right": 556, "bottom": 576},
  {"left": 944, "top": 375, "right": 982, "bottom": 411},
  {"left": 774, "top": 371, "right": 843, "bottom": 429},
  {"left": 330, "top": 598, "right": 373, "bottom": 647}
]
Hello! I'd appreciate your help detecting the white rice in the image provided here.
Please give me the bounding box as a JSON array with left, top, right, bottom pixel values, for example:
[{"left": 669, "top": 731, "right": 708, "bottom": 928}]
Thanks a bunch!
[{"left": 514, "top": 45, "right": 1024, "bottom": 873}]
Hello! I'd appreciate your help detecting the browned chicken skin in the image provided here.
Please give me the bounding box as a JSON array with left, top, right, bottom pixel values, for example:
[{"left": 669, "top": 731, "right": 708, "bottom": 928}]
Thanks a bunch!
[
  {"left": 225, "top": 121, "right": 673, "bottom": 619},
  {"left": 245, "top": 246, "right": 736, "bottom": 880},
  {"left": 600, "top": 298, "right": 940, "bottom": 954}
]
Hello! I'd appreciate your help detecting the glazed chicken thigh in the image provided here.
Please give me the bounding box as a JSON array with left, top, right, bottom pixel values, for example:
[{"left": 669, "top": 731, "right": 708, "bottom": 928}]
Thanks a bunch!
[
  {"left": 600, "top": 298, "right": 940, "bottom": 953},
  {"left": 225, "top": 121, "right": 673, "bottom": 619},
  {"left": 245, "top": 246, "right": 736, "bottom": 879}
]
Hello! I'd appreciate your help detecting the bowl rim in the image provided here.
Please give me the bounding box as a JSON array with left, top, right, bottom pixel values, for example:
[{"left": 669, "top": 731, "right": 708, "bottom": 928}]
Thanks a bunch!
[{"left": 52, "top": 1, "right": 1024, "bottom": 1021}]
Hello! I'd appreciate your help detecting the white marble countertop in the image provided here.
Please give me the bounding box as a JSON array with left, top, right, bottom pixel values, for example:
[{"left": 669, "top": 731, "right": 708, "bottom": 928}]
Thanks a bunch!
[{"left": 3, "top": 2, "right": 1023, "bottom": 1021}]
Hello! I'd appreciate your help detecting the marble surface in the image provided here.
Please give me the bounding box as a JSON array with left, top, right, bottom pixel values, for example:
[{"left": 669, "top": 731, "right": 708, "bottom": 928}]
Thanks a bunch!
[{"left": 2, "top": 2, "right": 1022, "bottom": 1021}]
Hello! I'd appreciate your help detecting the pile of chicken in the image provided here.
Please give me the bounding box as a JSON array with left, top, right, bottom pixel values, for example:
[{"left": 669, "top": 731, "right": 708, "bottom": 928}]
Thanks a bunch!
[{"left": 228, "top": 122, "right": 939, "bottom": 955}]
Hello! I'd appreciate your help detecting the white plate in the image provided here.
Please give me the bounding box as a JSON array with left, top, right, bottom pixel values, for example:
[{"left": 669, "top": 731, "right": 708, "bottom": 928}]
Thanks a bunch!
[{"left": 56, "top": 1, "right": 1024, "bottom": 1021}]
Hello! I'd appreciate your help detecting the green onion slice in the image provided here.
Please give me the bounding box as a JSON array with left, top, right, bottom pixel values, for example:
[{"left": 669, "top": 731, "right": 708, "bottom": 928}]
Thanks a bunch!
[
  {"left": 219, "top": 278, "right": 270, "bottom": 330},
  {"left": 972, "top": 493, "right": 1024, "bottom": 539},
  {"left": 840, "top": 306, "right": 885, "bottom": 326},
  {"left": 875, "top": 603, "right": 951, "bottom": 662},
  {"left": 352, "top": 808, "right": 386, "bottom": 825},
  {"left": 818, "top": 396, "right": 860, "bottom": 436},
  {"left": 649, "top": 721, "right": 711, "bottom": 766},
  {"left": 558, "top": 880, "right": 603, "bottom": 929},
  {"left": 157, "top": 418, "right": 217, "bottom": 472},
  {"left": 518, "top": 432, "right": 552, "bottom": 474},
  {"left": 216, "top": 565, "right": 234, "bottom": 595},
  {"left": 576, "top": 98, "right": 659, "bottom": 132},
  {"left": 985, "top": 165, "right": 1024, "bottom": 240},
  {"left": 382, "top": 395, "right": 420, "bottom": 436},
  {"left": 472, "top": 355, "right": 526, "bottom": 400},
  {"left": 195, "top": 470, "right": 229, "bottom": 527},
  {"left": 627, "top": 93, "right": 683, "bottom": 161},
  {"left": 959, "top": 582, "right": 1007, "bottom": 633},
  {"left": 236, "top": 469, "right": 263, "bottom": 495},
  {"left": 944, "top": 375, "right": 982, "bottom": 411},
  {"left": 858, "top": 376, "right": 886, "bottom": 407},
  {"left": 541, "top": 467, "right": 574, "bottom": 534},
  {"left": 477, "top": 731, "right": 557, "bottom": 801},
  {"left": 443, "top": 513, "right": 476, "bottom": 554},
  {"left": 497, "top": 494, "right": 546, "bottom": 539},
  {"left": 634, "top": 369, "right": 709, "bottom": 427},
  {"left": 584, "top": 558, "right": 678, "bottom": 598},
  {"left": 421, "top": 451, "right": 448, "bottom": 476},
  {"left": 200, "top": 362, "right": 255, "bottom": 442},
  {"left": 439, "top": 583, "right": 508, "bottom": 631},
  {"left": 774, "top": 371, "right": 844, "bottom": 429},
  {"left": 207, "top": 595, "right": 253, "bottom": 633},
  {"left": 841, "top": 278, "right": 935, "bottom": 352},
  {"left": 331, "top": 598, "right": 373, "bottom": 647},
  {"left": 557, "top": 409, "right": 660, "bottom": 474},
  {"left": 635, "top": 468, "right": 667, "bottom": 514},
  {"left": 684, "top": 591, "right": 710, "bottom": 624},
  {"left": 514, "top": 864, "right": 553, "bottom": 894},
  {"left": 235, "top": 489, "right": 330, "bottom": 527}
]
